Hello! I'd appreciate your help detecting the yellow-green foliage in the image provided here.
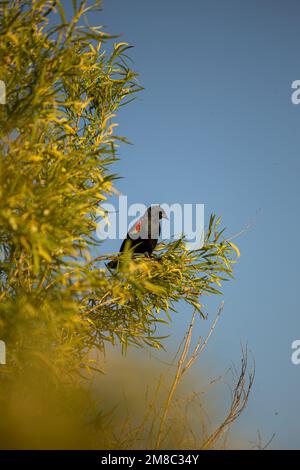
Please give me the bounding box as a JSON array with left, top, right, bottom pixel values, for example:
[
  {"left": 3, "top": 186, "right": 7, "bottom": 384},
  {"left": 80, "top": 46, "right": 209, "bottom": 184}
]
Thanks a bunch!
[{"left": 0, "top": 1, "right": 239, "bottom": 384}]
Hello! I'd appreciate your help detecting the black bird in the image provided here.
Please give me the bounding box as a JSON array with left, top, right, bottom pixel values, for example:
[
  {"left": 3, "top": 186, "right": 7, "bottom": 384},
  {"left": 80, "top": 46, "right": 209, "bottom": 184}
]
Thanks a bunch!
[{"left": 107, "top": 205, "right": 168, "bottom": 269}]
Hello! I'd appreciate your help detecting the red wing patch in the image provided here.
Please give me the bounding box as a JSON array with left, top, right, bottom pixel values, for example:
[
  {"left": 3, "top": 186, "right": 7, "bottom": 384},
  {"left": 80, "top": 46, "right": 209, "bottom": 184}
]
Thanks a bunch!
[{"left": 135, "top": 221, "right": 141, "bottom": 232}]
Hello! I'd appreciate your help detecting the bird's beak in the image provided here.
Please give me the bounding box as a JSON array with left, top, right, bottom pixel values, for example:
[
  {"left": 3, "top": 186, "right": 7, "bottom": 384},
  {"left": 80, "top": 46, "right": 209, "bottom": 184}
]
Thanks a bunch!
[{"left": 162, "top": 212, "right": 169, "bottom": 220}]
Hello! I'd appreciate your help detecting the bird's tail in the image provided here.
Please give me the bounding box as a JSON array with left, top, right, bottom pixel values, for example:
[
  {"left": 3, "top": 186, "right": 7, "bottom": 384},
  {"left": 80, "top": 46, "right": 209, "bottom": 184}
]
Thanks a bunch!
[{"left": 106, "top": 259, "right": 118, "bottom": 270}]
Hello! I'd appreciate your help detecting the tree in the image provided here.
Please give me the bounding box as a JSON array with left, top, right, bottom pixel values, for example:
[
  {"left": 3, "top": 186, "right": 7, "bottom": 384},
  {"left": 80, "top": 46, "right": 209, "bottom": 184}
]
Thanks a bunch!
[{"left": 0, "top": 0, "right": 250, "bottom": 449}]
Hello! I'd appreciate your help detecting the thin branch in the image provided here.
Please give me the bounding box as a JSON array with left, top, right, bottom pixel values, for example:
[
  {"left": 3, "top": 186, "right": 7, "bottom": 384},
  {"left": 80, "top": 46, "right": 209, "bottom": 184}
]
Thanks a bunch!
[
  {"left": 201, "top": 346, "right": 255, "bottom": 449},
  {"left": 154, "top": 302, "right": 224, "bottom": 449}
]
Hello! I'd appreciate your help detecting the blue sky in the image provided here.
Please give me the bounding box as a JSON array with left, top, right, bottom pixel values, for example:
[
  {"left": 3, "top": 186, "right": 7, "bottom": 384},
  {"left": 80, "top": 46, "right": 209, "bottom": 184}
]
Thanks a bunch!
[{"left": 64, "top": 0, "right": 300, "bottom": 448}]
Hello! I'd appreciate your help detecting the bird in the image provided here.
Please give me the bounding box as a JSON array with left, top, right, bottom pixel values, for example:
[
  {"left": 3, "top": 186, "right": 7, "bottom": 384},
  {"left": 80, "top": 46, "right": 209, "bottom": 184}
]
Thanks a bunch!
[{"left": 107, "top": 205, "right": 168, "bottom": 270}]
